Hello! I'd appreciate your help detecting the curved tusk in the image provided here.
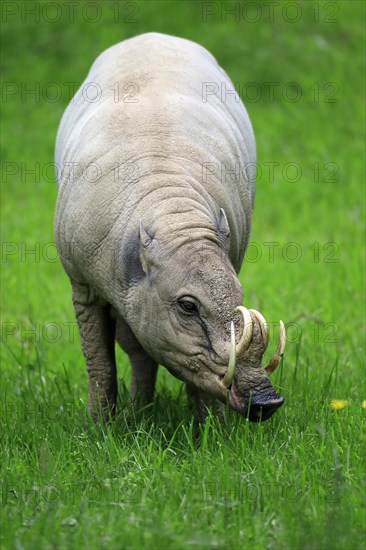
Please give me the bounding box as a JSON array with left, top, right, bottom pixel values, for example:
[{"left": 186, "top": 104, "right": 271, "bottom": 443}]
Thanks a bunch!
[
  {"left": 249, "top": 309, "right": 269, "bottom": 350},
  {"left": 222, "top": 322, "right": 236, "bottom": 388},
  {"left": 264, "top": 320, "right": 286, "bottom": 375},
  {"left": 235, "top": 306, "right": 253, "bottom": 357}
]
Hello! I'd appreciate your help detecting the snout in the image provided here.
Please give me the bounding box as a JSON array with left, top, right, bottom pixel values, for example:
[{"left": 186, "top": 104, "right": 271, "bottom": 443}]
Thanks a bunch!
[
  {"left": 228, "top": 381, "right": 284, "bottom": 421},
  {"left": 246, "top": 396, "right": 284, "bottom": 422}
]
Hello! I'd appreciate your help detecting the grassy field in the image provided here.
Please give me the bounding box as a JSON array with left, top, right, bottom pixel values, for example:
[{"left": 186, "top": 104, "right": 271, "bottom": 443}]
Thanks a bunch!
[{"left": 1, "top": 1, "right": 365, "bottom": 548}]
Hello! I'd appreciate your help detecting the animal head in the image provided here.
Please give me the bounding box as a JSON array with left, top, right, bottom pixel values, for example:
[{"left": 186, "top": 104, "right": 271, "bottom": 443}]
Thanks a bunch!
[{"left": 130, "top": 215, "right": 285, "bottom": 422}]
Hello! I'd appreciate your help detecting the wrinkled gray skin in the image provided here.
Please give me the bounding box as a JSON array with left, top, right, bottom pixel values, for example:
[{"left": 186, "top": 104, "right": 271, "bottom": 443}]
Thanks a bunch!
[{"left": 55, "top": 33, "right": 283, "bottom": 423}]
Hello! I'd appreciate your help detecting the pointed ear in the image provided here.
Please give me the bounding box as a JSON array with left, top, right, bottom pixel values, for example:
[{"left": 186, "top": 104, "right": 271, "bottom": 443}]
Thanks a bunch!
[
  {"left": 139, "top": 220, "right": 155, "bottom": 275},
  {"left": 217, "top": 208, "right": 230, "bottom": 246}
]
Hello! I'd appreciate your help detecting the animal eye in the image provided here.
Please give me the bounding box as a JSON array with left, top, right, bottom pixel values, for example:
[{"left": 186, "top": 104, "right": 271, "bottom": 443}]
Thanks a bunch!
[{"left": 178, "top": 297, "right": 198, "bottom": 315}]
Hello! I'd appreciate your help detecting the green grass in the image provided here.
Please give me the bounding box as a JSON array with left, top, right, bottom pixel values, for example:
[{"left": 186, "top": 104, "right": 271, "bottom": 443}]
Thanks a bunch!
[{"left": 1, "top": 1, "right": 365, "bottom": 548}]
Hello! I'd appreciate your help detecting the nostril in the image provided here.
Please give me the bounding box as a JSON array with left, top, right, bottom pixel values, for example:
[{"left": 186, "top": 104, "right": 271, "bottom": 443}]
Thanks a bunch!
[{"left": 248, "top": 396, "right": 284, "bottom": 422}]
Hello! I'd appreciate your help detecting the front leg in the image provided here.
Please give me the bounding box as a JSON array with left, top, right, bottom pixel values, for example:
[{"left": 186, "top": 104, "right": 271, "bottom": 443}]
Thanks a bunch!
[
  {"left": 115, "top": 317, "right": 158, "bottom": 407},
  {"left": 186, "top": 384, "right": 226, "bottom": 424},
  {"left": 72, "top": 282, "right": 117, "bottom": 422}
]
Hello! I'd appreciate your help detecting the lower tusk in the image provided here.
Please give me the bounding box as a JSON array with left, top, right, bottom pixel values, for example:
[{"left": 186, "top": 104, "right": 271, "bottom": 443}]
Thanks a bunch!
[
  {"left": 265, "top": 320, "right": 286, "bottom": 375},
  {"left": 222, "top": 321, "right": 236, "bottom": 388},
  {"left": 235, "top": 306, "right": 253, "bottom": 357},
  {"left": 249, "top": 309, "right": 269, "bottom": 350}
]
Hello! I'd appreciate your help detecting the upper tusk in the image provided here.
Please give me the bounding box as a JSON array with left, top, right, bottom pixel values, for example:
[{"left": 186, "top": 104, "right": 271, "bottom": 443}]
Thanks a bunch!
[
  {"left": 235, "top": 306, "right": 253, "bottom": 357},
  {"left": 222, "top": 321, "right": 236, "bottom": 388},
  {"left": 249, "top": 309, "right": 269, "bottom": 350},
  {"left": 264, "top": 320, "right": 286, "bottom": 375}
]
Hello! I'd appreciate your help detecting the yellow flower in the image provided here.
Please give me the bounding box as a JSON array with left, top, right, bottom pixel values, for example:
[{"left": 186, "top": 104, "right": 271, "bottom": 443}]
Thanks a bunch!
[
  {"left": 330, "top": 400, "right": 348, "bottom": 410},
  {"left": 362, "top": 400, "right": 366, "bottom": 409}
]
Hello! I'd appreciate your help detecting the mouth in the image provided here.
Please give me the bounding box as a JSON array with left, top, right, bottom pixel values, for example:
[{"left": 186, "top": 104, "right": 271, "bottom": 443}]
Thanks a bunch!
[
  {"left": 227, "top": 382, "right": 284, "bottom": 422},
  {"left": 244, "top": 397, "right": 285, "bottom": 422}
]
